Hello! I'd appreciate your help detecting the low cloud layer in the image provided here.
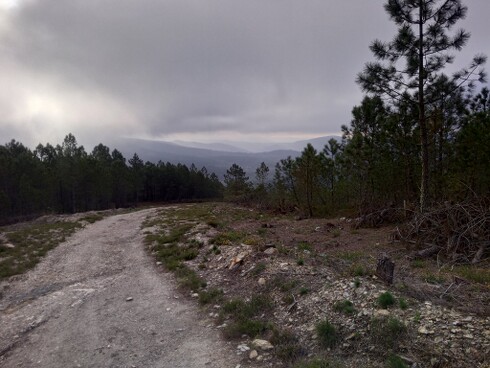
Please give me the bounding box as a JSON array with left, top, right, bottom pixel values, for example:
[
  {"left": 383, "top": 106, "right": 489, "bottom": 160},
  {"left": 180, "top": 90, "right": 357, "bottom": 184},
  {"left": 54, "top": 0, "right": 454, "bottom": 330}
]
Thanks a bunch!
[{"left": 0, "top": 0, "right": 488, "bottom": 148}]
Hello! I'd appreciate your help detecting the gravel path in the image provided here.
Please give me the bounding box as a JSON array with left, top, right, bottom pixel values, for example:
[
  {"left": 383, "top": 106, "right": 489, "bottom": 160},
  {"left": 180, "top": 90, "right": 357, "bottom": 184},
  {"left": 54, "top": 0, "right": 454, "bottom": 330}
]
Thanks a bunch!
[{"left": 0, "top": 209, "right": 240, "bottom": 368}]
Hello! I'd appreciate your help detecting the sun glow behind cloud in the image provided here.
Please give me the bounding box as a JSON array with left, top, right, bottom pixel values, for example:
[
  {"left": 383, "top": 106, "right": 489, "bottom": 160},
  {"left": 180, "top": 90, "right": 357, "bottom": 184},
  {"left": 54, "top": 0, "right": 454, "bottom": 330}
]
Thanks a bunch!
[{"left": 0, "top": 0, "right": 488, "bottom": 149}]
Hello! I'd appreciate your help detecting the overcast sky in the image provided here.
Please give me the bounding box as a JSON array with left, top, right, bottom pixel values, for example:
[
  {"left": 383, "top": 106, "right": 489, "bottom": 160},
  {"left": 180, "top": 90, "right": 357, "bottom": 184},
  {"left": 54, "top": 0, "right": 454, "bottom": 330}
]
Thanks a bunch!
[{"left": 0, "top": 0, "right": 488, "bottom": 148}]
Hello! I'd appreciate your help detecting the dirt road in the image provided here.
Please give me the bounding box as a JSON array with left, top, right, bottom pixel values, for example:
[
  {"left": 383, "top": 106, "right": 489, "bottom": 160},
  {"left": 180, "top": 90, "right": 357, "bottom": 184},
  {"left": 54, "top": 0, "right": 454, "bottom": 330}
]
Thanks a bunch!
[{"left": 0, "top": 209, "right": 240, "bottom": 368}]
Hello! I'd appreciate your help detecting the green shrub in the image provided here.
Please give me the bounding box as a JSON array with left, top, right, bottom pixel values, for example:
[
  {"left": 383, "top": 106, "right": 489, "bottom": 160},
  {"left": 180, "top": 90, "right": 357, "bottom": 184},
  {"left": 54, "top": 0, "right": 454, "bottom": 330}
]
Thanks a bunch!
[
  {"left": 198, "top": 288, "right": 223, "bottom": 305},
  {"left": 223, "top": 319, "right": 270, "bottom": 339},
  {"left": 298, "top": 241, "right": 312, "bottom": 252},
  {"left": 386, "top": 355, "right": 409, "bottom": 368},
  {"left": 316, "top": 319, "right": 339, "bottom": 348},
  {"left": 377, "top": 292, "right": 396, "bottom": 308},
  {"left": 333, "top": 300, "right": 355, "bottom": 315},
  {"left": 299, "top": 287, "right": 309, "bottom": 295},
  {"left": 399, "top": 298, "right": 408, "bottom": 310},
  {"left": 271, "top": 328, "right": 306, "bottom": 362}
]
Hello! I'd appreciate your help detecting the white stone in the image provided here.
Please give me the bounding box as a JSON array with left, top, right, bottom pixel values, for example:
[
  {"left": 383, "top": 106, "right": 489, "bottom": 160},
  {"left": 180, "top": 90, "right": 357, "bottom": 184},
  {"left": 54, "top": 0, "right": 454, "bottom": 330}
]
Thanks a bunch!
[{"left": 252, "top": 339, "right": 274, "bottom": 351}]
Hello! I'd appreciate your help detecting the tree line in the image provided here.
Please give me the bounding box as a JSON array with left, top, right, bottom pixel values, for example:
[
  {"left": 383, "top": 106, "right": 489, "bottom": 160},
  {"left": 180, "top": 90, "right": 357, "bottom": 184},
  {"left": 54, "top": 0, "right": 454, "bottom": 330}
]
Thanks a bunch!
[
  {"left": 224, "top": 86, "right": 488, "bottom": 217},
  {"left": 0, "top": 134, "right": 223, "bottom": 224}
]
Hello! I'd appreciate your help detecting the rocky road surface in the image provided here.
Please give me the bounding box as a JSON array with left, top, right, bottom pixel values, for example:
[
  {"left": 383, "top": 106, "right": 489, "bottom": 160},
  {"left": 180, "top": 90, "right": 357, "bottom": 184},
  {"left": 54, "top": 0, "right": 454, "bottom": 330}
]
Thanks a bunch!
[{"left": 0, "top": 209, "right": 240, "bottom": 368}]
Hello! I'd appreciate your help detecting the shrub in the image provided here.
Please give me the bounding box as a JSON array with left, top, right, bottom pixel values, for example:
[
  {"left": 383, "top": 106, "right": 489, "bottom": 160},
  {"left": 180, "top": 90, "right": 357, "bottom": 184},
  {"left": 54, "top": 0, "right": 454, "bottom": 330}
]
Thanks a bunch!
[
  {"left": 251, "top": 262, "right": 266, "bottom": 276},
  {"left": 198, "top": 288, "right": 223, "bottom": 305},
  {"left": 399, "top": 298, "right": 408, "bottom": 310},
  {"left": 223, "top": 320, "right": 270, "bottom": 339},
  {"left": 377, "top": 292, "right": 396, "bottom": 308},
  {"left": 333, "top": 300, "right": 355, "bottom": 315},
  {"left": 316, "top": 319, "right": 339, "bottom": 348},
  {"left": 299, "top": 287, "right": 309, "bottom": 295},
  {"left": 370, "top": 317, "right": 407, "bottom": 349},
  {"left": 271, "top": 328, "right": 306, "bottom": 363},
  {"left": 386, "top": 355, "right": 409, "bottom": 368}
]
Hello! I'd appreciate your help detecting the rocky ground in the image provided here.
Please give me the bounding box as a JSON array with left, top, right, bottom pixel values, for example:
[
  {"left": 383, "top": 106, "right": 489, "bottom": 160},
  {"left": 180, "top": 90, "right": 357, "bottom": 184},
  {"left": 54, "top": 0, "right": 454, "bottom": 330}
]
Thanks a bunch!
[{"left": 142, "top": 203, "right": 490, "bottom": 368}]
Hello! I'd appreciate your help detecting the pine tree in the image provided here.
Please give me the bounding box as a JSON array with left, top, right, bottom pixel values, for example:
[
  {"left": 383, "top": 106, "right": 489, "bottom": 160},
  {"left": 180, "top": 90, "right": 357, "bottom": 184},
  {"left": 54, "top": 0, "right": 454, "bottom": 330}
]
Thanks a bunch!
[{"left": 357, "top": 0, "right": 486, "bottom": 211}]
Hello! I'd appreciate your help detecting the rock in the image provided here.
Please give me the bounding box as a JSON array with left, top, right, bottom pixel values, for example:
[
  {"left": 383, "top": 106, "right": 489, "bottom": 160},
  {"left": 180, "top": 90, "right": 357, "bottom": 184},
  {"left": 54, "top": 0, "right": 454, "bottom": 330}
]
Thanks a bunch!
[
  {"left": 252, "top": 339, "right": 274, "bottom": 351},
  {"left": 249, "top": 350, "right": 258, "bottom": 359},
  {"left": 237, "top": 344, "right": 250, "bottom": 352},
  {"left": 418, "top": 326, "right": 435, "bottom": 335},
  {"left": 258, "top": 278, "right": 266, "bottom": 286},
  {"left": 229, "top": 251, "right": 249, "bottom": 270},
  {"left": 374, "top": 309, "right": 390, "bottom": 317},
  {"left": 263, "top": 247, "right": 277, "bottom": 255},
  {"left": 156, "top": 261, "right": 162, "bottom": 266},
  {"left": 125, "top": 297, "right": 133, "bottom": 301},
  {"left": 191, "top": 293, "right": 199, "bottom": 298}
]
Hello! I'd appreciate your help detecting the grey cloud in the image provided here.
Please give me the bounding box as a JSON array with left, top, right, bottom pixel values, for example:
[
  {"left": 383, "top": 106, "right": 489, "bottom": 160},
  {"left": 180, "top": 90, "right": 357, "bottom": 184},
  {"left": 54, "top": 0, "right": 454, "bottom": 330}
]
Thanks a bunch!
[{"left": 1, "top": 0, "right": 489, "bottom": 147}]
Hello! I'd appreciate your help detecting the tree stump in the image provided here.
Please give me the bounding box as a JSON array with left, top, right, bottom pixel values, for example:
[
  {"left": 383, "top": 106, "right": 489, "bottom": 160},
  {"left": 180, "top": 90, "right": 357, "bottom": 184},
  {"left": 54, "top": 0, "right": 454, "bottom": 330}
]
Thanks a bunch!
[{"left": 376, "top": 254, "right": 395, "bottom": 284}]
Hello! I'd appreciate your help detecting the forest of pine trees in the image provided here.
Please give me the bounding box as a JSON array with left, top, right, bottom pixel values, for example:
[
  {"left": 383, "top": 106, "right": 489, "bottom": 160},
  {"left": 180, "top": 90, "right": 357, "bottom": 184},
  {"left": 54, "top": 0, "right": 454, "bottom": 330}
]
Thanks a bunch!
[{"left": 0, "top": 134, "right": 223, "bottom": 224}]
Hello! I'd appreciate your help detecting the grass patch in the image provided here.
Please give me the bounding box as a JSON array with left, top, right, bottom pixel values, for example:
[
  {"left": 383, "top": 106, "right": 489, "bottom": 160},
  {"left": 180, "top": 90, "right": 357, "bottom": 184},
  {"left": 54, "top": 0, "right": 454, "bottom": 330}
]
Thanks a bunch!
[
  {"left": 331, "top": 229, "right": 341, "bottom": 238},
  {"left": 411, "top": 259, "right": 426, "bottom": 268},
  {"left": 350, "top": 263, "right": 367, "bottom": 277},
  {"left": 424, "top": 273, "right": 445, "bottom": 285},
  {"left": 79, "top": 213, "right": 104, "bottom": 223},
  {"left": 294, "top": 359, "right": 343, "bottom": 368},
  {"left": 299, "top": 287, "right": 309, "bottom": 295},
  {"left": 297, "top": 258, "right": 305, "bottom": 266},
  {"left": 242, "top": 235, "right": 262, "bottom": 246},
  {"left": 336, "top": 251, "right": 363, "bottom": 262},
  {"left": 399, "top": 298, "right": 408, "bottom": 310},
  {"left": 386, "top": 355, "right": 409, "bottom": 368},
  {"left": 333, "top": 300, "right": 355, "bottom": 315},
  {"left": 210, "top": 230, "right": 244, "bottom": 245},
  {"left": 454, "top": 266, "right": 490, "bottom": 284},
  {"left": 206, "top": 219, "right": 221, "bottom": 228},
  {"left": 174, "top": 264, "right": 205, "bottom": 291},
  {"left": 257, "top": 228, "right": 268, "bottom": 236},
  {"left": 223, "top": 319, "right": 271, "bottom": 339},
  {"left": 370, "top": 317, "right": 407, "bottom": 350},
  {"left": 251, "top": 262, "right": 267, "bottom": 276},
  {"left": 222, "top": 295, "right": 274, "bottom": 339},
  {"left": 377, "top": 292, "right": 396, "bottom": 309},
  {"left": 271, "top": 328, "right": 306, "bottom": 363},
  {"left": 298, "top": 241, "right": 313, "bottom": 252},
  {"left": 316, "top": 319, "right": 339, "bottom": 348},
  {"left": 1, "top": 221, "right": 83, "bottom": 279},
  {"left": 198, "top": 287, "right": 224, "bottom": 305}
]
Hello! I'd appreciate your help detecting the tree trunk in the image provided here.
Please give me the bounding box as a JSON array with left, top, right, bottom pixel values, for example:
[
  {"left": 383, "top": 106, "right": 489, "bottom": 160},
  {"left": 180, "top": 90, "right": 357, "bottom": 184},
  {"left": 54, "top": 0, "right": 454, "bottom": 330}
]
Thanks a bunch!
[{"left": 418, "top": 1, "right": 429, "bottom": 213}]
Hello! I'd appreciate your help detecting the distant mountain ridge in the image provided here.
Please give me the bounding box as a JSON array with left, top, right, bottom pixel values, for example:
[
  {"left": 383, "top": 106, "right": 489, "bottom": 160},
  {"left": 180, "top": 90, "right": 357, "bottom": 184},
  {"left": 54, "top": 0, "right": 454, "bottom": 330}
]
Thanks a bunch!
[
  {"left": 172, "top": 135, "right": 341, "bottom": 153},
  {"left": 113, "top": 135, "right": 341, "bottom": 180}
]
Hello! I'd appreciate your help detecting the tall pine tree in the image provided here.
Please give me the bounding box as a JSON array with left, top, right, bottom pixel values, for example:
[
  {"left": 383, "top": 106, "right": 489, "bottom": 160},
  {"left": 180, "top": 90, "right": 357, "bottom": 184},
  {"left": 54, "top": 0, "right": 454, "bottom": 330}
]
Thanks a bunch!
[{"left": 357, "top": 0, "right": 486, "bottom": 211}]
